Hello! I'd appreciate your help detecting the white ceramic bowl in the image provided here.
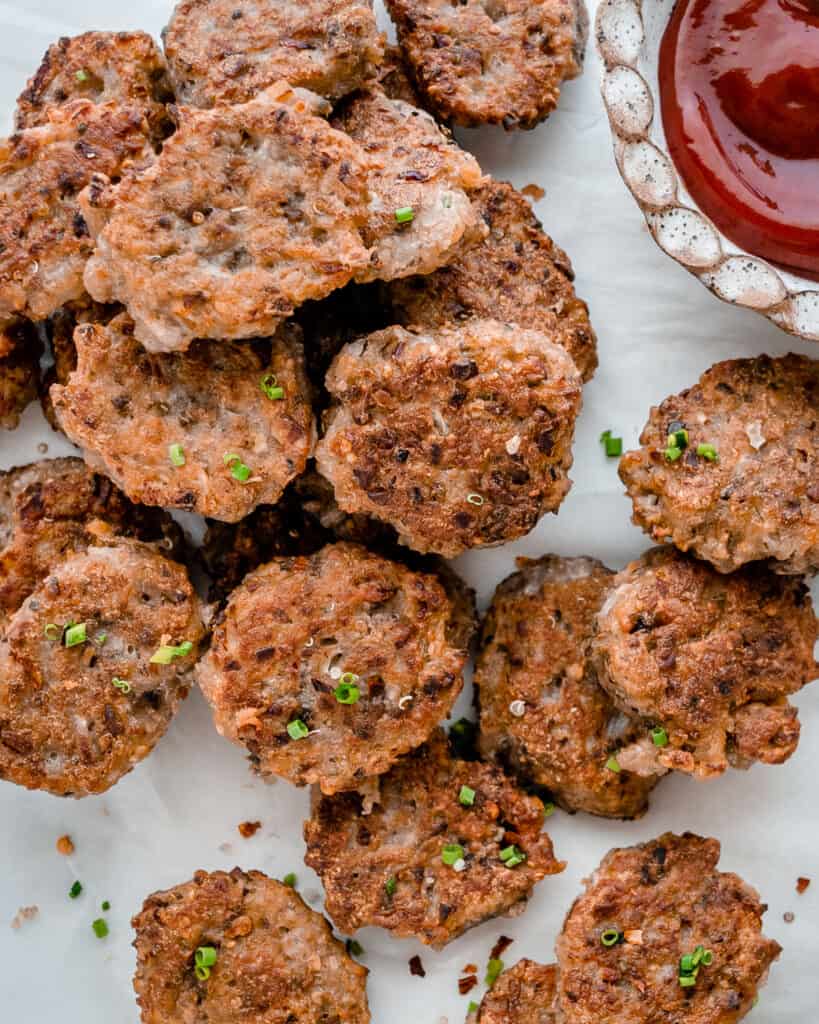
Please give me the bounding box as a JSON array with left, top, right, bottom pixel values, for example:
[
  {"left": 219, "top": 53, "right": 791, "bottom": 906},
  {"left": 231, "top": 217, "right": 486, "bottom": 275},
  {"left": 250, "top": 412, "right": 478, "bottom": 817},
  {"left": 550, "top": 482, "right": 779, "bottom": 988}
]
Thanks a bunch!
[{"left": 595, "top": 0, "right": 819, "bottom": 342}]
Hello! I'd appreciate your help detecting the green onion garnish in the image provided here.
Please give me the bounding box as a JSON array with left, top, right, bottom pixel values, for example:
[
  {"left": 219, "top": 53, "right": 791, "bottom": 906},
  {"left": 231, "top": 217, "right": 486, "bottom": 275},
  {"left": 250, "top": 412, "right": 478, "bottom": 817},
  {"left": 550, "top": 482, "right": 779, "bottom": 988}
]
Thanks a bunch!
[
  {"left": 64, "top": 622, "right": 87, "bottom": 647},
  {"left": 679, "top": 974, "right": 697, "bottom": 988},
  {"left": 466, "top": 493, "right": 484, "bottom": 506},
  {"left": 287, "top": 719, "right": 309, "bottom": 741},
  {"left": 385, "top": 876, "right": 397, "bottom": 898},
  {"left": 395, "top": 206, "right": 414, "bottom": 224},
  {"left": 91, "top": 918, "right": 109, "bottom": 939},
  {"left": 347, "top": 939, "right": 364, "bottom": 956},
  {"left": 334, "top": 680, "right": 360, "bottom": 704},
  {"left": 224, "top": 453, "right": 252, "bottom": 482},
  {"left": 441, "top": 843, "right": 464, "bottom": 866},
  {"left": 543, "top": 801, "right": 556, "bottom": 817},
  {"left": 499, "top": 845, "right": 526, "bottom": 868},
  {"left": 605, "top": 755, "right": 621, "bottom": 773},
  {"left": 196, "top": 947, "right": 217, "bottom": 968},
  {"left": 150, "top": 641, "right": 193, "bottom": 665},
  {"left": 600, "top": 928, "right": 622, "bottom": 947},
  {"left": 679, "top": 944, "right": 713, "bottom": 988},
  {"left": 667, "top": 428, "right": 689, "bottom": 450},
  {"left": 468, "top": 1002, "right": 479, "bottom": 1014},
  {"left": 112, "top": 677, "right": 131, "bottom": 694},
  {"left": 69, "top": 881, "right": 82, "bottom": 899},
  {"left": 485, "top": 958, "right": 504, "bottom": 987},
  {"left": 75, "top": 69, "right": 90, "bottom": 83},
  {"left": 651, "top": 727, "right": 668, "bottom": 747},
  {"left": 697, "top": 443, "right": 718, "bottom": 462},
  {"left": 169, "top": 443, "right": 186, "bottom": 467},
  {"left": 458, "top": 785, "right": 476, "bottom": 807},
  {"left": 282, "top": 872, "right": 297, "bottom": 887},
  {"left": 44, "top": 623, "right": 61, "bottom": 641},
  {"left": 664, "top": 445, "right": 683, "bottom": 462},
  {"left": 260, "top": 374, "right": 285, "bottom": 401},
  {"left": 600, "top": 430, "right": 623, "bottom": 457},
  {"left": 701, "top": 949, "right": 714, "bottom": 966}
]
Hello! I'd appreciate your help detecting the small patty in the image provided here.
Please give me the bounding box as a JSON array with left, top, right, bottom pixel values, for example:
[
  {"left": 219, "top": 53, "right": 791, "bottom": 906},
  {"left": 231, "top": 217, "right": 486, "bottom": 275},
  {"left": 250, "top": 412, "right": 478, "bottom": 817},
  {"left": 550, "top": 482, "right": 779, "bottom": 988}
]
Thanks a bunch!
[
  {"left": 51, "top": 312, "right": 315, "bottom": 522},
  {"left": 196, "top": 542, "right": 465, "bottom": 793},
  {"left": 332, "top": 87, "right": 486, "bottom": 282},
  {"left": 316, "top": 318, "right": 582, "bottom": 557},
  {"left": 387, "top": 180, "right": 597, "bottom": 382},
  {"left": 556, "top": 833, "right": 781, "bottom": 1024},
  {"left": 81, "top": 82, "right": 373, "bottom": 352},
  {"left": 590, "top": 547, "right": 817, "bottom": 779},
  {"left": 304, "top": 729, "right": 564, "bottom": 948},
  {"left": 476, "top": 555, "right": 658, "bottom": 819},
  {"left": 0, "top": 457, "right": 182, "bottom": 632},
  {"left": 0, "top": 99, "right": 154, "bottom": 324},
  {"left": 384, "top": 0, "right": 587, "bottom": 129},
  {"left": 0, "top": 319, "right": 41, "bottom": 430},
  {"left": 163, "top": 0, "right": 384, "bottom": 107},
  {"left": 132, "top": 868, "right": 370, "bottom": 1024},
  {"left": 0, "top": 538, "right": 204, "bottom": 796},
  {"left": 619, "top": 354, "right": 819, "bottom": 574},
  {"left": 15, "top": 31, "right": 174, "bottom": 145},
  {"left": 469, "top": 960, "right": 558, "bottom": 1024}
]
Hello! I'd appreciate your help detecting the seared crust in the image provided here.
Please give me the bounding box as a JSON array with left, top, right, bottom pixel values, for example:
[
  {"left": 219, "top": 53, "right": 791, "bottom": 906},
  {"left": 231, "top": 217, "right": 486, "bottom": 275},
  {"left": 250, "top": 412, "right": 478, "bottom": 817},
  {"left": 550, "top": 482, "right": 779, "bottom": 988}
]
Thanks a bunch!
[
  {"left": 384, "top": 0, "right": 587, "bottom": 129},
  {"left": 0, "top": 538, "right": 204, "bottom": 797},
  {"left": 376, "top": 45, "right": 426, "bottom": 107},
  {"left": 620, "top": 354, "right": 819, "bottom": 574},
  {"left": 0, "top": 458, "right": 183, "bottom": 632},
  {"left": 388, "top": 180, "right": 597, "bottom": 382},
  {"left": 196, "top": 542, "right": 465, "bottom": 793},
  {"left": 590, "top": 547, "right": 817, "bottom": 778},
  {"left": 15, "top": 31, "right": 174, "bottom": 145},
  {"left": 0, "top": 319, "right": 41, "bottom": 430},
  {"left": 304, "top": 729, "right": 565, "bottom": 948},
  {"left": 51, "top": 312, "right": 315, "bottom": 522},
  {"left": 476, "top": 555, "right": 657, "bottom": 819},
  {"left": 163, "top": 0, "right": 384, "bottom": 107},
  {"left": 132, "top": 868, "right": 370, "bottom": 1024},
  {"left": 332, "top": 87, "right": 486, "bottom": 282},
  {"left": 470, "top": 960, "right": 558, "bottom": 1024},
  {"left": 556, "top": 833, "right": 781, "bottom": 1024},
  {"left": 316, "top": 319, "right": 583, "bottom": 557},
  {"left": 0, "top": 100, "right": 154, "bottom": 324},
  {"left": 81, "top": 83, "right": 373, "bottom": 352}
]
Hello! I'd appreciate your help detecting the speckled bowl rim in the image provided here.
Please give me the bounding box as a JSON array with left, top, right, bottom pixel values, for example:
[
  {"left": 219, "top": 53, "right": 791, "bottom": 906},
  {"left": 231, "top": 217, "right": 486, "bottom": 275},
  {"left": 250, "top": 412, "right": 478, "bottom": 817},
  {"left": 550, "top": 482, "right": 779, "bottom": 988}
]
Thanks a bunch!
[{"left": 595, "top": 0, "right": 819, "bottom": 342}]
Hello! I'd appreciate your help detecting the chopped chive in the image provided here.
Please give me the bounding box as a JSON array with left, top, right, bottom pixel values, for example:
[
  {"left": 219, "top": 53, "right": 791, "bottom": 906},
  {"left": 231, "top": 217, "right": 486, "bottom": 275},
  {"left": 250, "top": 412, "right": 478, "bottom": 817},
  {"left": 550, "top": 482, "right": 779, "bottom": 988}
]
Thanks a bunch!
[
  {"left": 287, "top": 719, "right": 309, "bottom": 741},
  {"left": 679, "top": 974, "right": 698, "bottom": 988},
  {"left": 195, "top": 965, "right": 211, "bottom": 981},
  {"left": 600, "top": 430, "right": 623, "bottom": 457},
  {"left": 680, "top": 954, "right": 696, "bottom": 973},
  {"left": 101, "top": 900, "right": 110, "bottom": 911},
  {"left": 91, "top": 918, "right": 109, "bottom": 939},
  {"left": 69, "top": 881, "right": 82, "bottom": 900},
  {"left": 195, "top": 947, "right": 218, "bottom": 968},
  {"left": 94, "top": 631, "right": 107, "bottom": 647},
  {"left": 458, "top": 784, "right": 476, "bottom": 807},
  {"left": 346, "top": 939, "right": 364, "bottom": 956},
  {"left": 282, "top": 872, "right": 297, "bottom": 887},
  {"left": 44, "top": 623, "right": 61, "bottom": 641},
  {"left": 334, "top": 681, "right": 360, "bottom": 704},
  {"left": 651, "top": 727, "right": 668, "bottom": 747},
  {"left": 75, "top": 69, "right": 90, "bottom": 83},
  {"left": 468, "top": 1002, "right": 479, "bottom": 1014},
  {"left": 150, "top": 641, "right": 193, "bottom": 665},
  {"left": 543, "top": 801, "right": 556, "bottom": 817},
  {"left": 260, "top": 374, "right": 285, "bottom": 400},
  {"left": 395, "top": 206, "right": 414, "bottom": 224},
  {"left": 339, "top": 671, "right": 358, "bottom": 687},
  {"left": 224, "top": 453, "right": 252, "bottom": 482},
  {"left": 601, "top": 928, "right": 622, "bottom": 947},
  {"left": 664, "top": 445, "right": 683, "bottom": 462},
  {"left": 385, "top": 876, "right": 397, "bottom": 898},
  {"left": 701, "top": 949, "right": 714, "bottom": 966},
  {"left": 605, "top": 755, "right": 621, "bottom": 773},
  {"left": 442, "top": 843, "right": 464, "bottom": 866},
  {"left": 112, "top": 677, "right": 132, "bottom": 694},
  {"left": 499, "top": 845, "right": 526, "bottom": 868},
  {"left": 169, "top": 443, "right": 186, "bottom": 467},
  {"left": 466, "top": 493, "right": 485, "bottom": 506},
  {"left": 64, "top": 622, "right": 87, "bottom": 647},
  {"left": 697, "top": 443, "right": 718, "bottom": 462},
  {"left": 667, "top": 428, "right": 689, "bottom": 450},
  {"left": 485, "top": 958, "right": 504, "bottom": 987}
]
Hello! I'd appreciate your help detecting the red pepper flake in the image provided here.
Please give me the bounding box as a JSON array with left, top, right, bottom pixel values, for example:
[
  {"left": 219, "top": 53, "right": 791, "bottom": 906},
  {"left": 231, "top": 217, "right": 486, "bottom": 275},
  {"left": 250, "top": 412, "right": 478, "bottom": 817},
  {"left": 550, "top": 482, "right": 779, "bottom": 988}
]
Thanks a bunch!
[
  {"left": 409, "top": 955, "right": 426, "bottom": 978},
  {"left": 463, "top": 963, "right": 478, "bottom": 975},
  {"left": 459, "top": 975, "right": 479, "bottom": 995},
  {"left": 490, "top": 934, "right": 514, "bottom": 961},
  {"left": 237, "top": 821, "right": 261, "bottom": 838},
  {"left": 521, "top": 183, "right": 545, "bottom": 202},
  {"left": 797, "top": 877, "right": 811, "bottom": 894}
]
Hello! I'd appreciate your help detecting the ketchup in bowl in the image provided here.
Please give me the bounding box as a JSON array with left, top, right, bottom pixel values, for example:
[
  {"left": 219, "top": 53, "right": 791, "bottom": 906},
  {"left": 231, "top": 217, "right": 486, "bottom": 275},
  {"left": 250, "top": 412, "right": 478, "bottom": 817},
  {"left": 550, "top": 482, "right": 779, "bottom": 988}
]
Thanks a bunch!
[{"left": 660, "top": 0, "right": 819, "bottom": 281}]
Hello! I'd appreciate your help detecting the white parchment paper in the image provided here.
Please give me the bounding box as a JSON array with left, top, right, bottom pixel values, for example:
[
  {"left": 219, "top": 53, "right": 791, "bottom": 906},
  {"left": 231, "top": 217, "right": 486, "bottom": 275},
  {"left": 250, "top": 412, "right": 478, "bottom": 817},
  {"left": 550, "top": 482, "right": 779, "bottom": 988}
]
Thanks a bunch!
[{"left": 1, "top": 2, "right": 817, "bottom": 1021}]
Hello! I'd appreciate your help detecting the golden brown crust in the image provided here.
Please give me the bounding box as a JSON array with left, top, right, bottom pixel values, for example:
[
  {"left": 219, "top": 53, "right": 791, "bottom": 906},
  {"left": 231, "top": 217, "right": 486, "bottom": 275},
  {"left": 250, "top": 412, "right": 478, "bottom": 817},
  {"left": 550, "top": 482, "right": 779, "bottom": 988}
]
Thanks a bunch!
[
  {"left": 81, "top": 83, "right": 373, "bottom": 352},
  {"left": 0, "top": 319, "right": 41, "bottom": 430},
  {"left": 132, "top": 868, "right": 370, "bottom": 1024},
  {"left": 619, "top": 354, "right": 819, "bottom": 574},
  {"left": 387, "top": 180, "right": 597, "bottom": 381},
  {"left": 384, "top": 0, "right": 586, "bottom": 129},
  {"left": 15, "top": 31, "right": 174, "bottom": 145},
  {"left": 556, "top": 833, "right": 781, "bottom": 1024},
  {"left": 476, "top": 555, "right": 657, "bottom": 819},
  {"left": 472, "top": 960, "right": 558, "bottom": 1024},
  {"left": 197, "top": 542, "right": 465, "bottom": 793},
  {"left": 51, "top": 312, "right": 315, "bottom": 522},
  {"left": 316, "top": 319, "right": 583, "bottom": 557},
  {"left": 163, "top": 0, "right": 384, "bottom": 107},
  {"left": 590, "top": 547, "right": 817, "bottom": 778},
  {"left": 304, "top": 730, "right": 564, "bottom": 948},
  {"left": 0, "top": 538, "right": 204, "bottom": 797}
]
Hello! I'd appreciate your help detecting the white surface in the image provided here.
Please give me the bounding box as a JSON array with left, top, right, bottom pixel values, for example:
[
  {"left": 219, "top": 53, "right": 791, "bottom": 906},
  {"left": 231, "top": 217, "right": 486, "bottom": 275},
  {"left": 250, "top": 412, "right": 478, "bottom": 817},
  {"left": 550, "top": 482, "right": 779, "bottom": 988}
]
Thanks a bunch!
[{"left": 1, "top": 3, "right": 817, "bottom": 1022}]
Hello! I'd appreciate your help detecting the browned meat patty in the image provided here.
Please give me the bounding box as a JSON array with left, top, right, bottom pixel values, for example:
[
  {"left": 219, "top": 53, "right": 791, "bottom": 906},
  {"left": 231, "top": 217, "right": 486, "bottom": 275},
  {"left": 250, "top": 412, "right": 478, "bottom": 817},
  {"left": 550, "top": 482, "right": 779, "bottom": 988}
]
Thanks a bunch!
[
  {"left": 556, "top": 833, "right": 781, "bottom": 1024},
  {"left": 590, "top": 547, "right": 817, "bottom": 779},
  {"left": 316, "top": 318, "right": 582, "bottom": 557},
  {"left": 385, "top": 0, "right": 587, "bottom": 129},
  {"left": 51, "top": 312, "right": 315, "bottom": 522},
  {"left": 376, "top": 44, "right": 425, "bottom": 107},
  {"left": 619, "top": 354, "right": 819, "bottom": 574},
  {"left": 304, "top": 729, "right": 564, "bottom": 948},
  {"left": 197, "top": 542, "right": 465, "bottom": 793},
  {"left": 81, "top": 82, "right": 373, "bottom": 352},
  {"left": 132, "top": 868, "right": 370, "bottom": 1024},
  {"left": 476, "top": 555, "right": 658, "bottom": 819},
  {"left": 0, "top": 100, "right": 154, "bottom": 325},
  {"left": 163, "top": 0, "right": 384, "bottom": 107},
  {"left": 469, "top": 960, "right": 558, "bottom": 1024},
  {"left": 0, "top": 537, "right": 204, "bottom": 796},
  {"left": 15, "top": 31, "right": 174, "bottom": 146},
  {"left": 332, "top": 87, "right": 485, "bottom": 282},
  {"left": 0, "top": 457, "right": 183, "bottom": 633},
  {"left": 387, "top": 180, "right": 598, "bottom": 382},
  {"left": 0, "top": 319, "right": 41, "bottom": 430}
]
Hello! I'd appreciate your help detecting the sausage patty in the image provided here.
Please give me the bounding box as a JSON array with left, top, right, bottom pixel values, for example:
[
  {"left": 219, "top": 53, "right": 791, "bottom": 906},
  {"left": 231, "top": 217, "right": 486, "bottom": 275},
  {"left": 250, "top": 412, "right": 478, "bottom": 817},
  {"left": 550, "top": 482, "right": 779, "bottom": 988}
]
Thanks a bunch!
[
  {"left": 386, "top": 180, "right": 597, "bottom": 381},
  {"left": 132, "top": 868, "right": 370, "bottom": 1024},
  {"left": 384, "top": 0, "right": 587, "bottom": 129},
  {"left": 81, "top": 82, "right": 373, "bottom": 352},
  {"left": 556, "top": 833, "right": 781, "bottom": 1024},
  {"left": 0, "top": 538, "right": 204, "bottom": 796},
  {"left": 469, "top": 960, "right": 558, "bottom": 1024},
  {"left": 619, "top": 354, "right": 819, "bottom": 574},
  {"left": 476, "top": 555, "right": 658, "bottom": 819},
  {"left": 0, "top": 319, "right": 41, "bottom": 430},
  {"left": 196, "top": 542, "right": 466, "bottom": 793},
  {"left": 590, "top": 547, "right": 817, "bottom": 779},
  {"left": 163, "top": 0, "right": 384, "bottom": 107},
  {"left": 304, "top": 729, "right": 564, "bottom": 948},
  {"left": 51, "top": 312, "right": 315, "bottom": 522}
]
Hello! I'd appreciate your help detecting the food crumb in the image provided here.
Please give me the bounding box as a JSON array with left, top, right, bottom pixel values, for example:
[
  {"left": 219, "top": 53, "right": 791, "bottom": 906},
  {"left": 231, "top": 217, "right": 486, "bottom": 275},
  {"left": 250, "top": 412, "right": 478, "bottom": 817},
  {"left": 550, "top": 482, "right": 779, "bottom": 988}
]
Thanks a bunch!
[
  {"left": 783, "top": 911, "right": 795, "bottom": 923},
  {"left": 37, "top": 442, "right": 48, "bottom": 454},
  {"left": 490, "top": 934, "right": 514, "bottom": 960},
  {"left": 11, "top": 905, "right": 38, "bottom": 929},
  {"left": 218, "top": 842, "right": 232, "bottom": 853},
  {"left": 237, "top": 820, "right": 262, "bottom": 839},
  {"left": 463, "top": 963, "right": 477, "bottom": 974},
  {"left": 797, "top": 877, "right": 811, "bottom": 894},
  {"left": 459, "top": 974, "right": 478, "bottom": 995},
  {"left": 521, "top": 183, "right": 545, "bottom": 201},
  {"left": 409, "top": 954, "right": 426, "bottom": 977},
  {"left": 56, "top": 834, "right": 75, "bottom": 856}
]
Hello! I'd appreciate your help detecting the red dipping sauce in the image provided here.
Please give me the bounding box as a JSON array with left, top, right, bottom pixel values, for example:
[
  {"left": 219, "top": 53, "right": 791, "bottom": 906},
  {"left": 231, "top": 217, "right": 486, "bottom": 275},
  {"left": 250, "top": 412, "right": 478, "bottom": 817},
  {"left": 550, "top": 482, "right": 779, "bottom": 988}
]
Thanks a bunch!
[{"left": 659, "top": 0, "right": 819, "bottom": 281}]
